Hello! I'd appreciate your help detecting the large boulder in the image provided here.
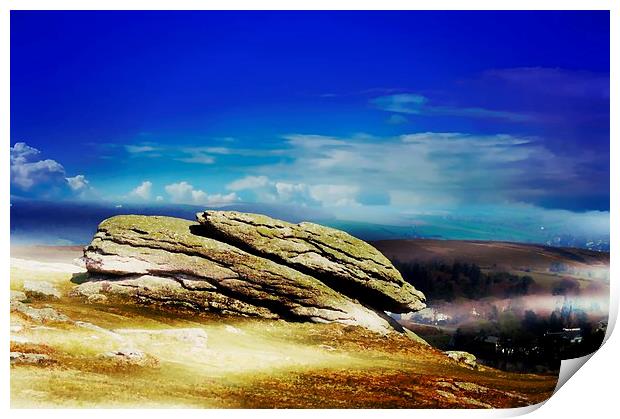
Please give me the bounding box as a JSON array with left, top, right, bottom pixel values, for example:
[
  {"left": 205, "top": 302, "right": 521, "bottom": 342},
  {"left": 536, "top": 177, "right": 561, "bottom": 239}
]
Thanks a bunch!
[
  {"left": 74, "top": 212, "right": 426, "bottom": 334},
  {"left": 196, "top": 211, "right": 425, "bottom": 312}
]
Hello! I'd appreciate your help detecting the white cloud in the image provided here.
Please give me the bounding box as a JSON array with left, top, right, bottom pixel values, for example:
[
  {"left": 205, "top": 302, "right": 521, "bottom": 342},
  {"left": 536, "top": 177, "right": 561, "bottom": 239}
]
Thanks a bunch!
[
  {"left": 125, "top": 145, "right": 159, "bottom": 153},
  {"left": 11, "top": 142, "right": 40, "bottom": 162},
  {"left": 66, "top": 175, "right": 89, "bottom": 191},
  {"left": 274, "top": 182, "right": 309, "bottom": 202},
  {"left": 227, "top": 175, "right": 270, "bottom": 191},
  {"left": 204, "top": 147, "right": 233, "bottom": 154},
  {"left": 165, "top": 181, "right": 193, "bottom": 202},
  {"left": 236, "top": 132, "right": 576, "bottom": 213},
  {"left": 164, "top": 181, "right": 238, "bottom": 206},
  {"left": 176, "top": 154, "right": 215, "bottom": 164},
  {"left": 155, "top": 195, "right": 164, "bottom": 202},
  {"left": 12, "top": 159, "right": 65, "bottom": 189},
  {"left": 130, "top": 181, "right": 152, "bottom": 200},
  {"left": 236, "top": 181, "right": 360, "bottom": 208},
  {"left": 308, "top": 184, "right": 360, "bottom": 207},
  {"left": 10, "top": 142, "right": 97, "bottom": 199},
  {"left": 10, "top": 142, "right": 66, "bottom": 190},
  {"left": 204, "top": 193, "right": 239, "bottom": 205}
]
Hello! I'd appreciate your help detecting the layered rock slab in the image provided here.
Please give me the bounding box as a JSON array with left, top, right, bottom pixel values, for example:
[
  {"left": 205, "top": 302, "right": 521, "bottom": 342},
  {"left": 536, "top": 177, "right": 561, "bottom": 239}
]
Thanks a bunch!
[
  {"left": 197, "top": 211, "right": 425, "bottom": 312},
  {"left": 75, "top": 215, "right": 399, "bottom": 333}
]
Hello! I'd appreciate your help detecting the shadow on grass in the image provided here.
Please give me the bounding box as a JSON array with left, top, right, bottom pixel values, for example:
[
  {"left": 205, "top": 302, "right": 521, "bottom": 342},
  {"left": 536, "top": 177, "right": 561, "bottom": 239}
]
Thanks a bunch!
[{"left": 70, "top": 272, "right": 89, "bottom": 284}]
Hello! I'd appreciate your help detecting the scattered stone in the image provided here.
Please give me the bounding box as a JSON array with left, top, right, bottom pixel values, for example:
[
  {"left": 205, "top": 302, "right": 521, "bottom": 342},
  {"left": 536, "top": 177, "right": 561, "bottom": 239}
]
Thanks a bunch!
[
  {"left": 11, "top": 290, "right": 28, "bottom": 303},
  {"left": 102, "top": 347, "right": 157, "bottom": 367},
  {"left": 437, "top": 381, "right": 459, "bottom": 391},
  {"left": 454, "top": 382, "right": 488, "bottom": 393},
  {"left": 86, "top": 293, "right": 108, "bottom": 304},
  {"left": 10, "top": 352, "right": 52, "bottom": 365},
  {"left": 23, "top": 280, "right": 61, "bottom": 300},
  {"left": 445, "top": 351, "right": 478, "bottom": 369},
  {"left": 11, "top": 301, "right": 71, "bottom": 324},
  {"left": 502, "top": 391, "right": 529, "bottom": 401},
  {"left": 436, "top": 390, "right": 456, "bottom": 400},
  {"left": 461, "top": 397, "right": 493, "bottom": 408}
]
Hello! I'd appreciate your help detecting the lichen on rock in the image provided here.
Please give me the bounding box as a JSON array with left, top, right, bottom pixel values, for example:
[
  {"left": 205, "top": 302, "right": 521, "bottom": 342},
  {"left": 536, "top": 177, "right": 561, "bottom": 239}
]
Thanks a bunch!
[
  {"left": 74, "top": 211, "right": 426, "bottom": 335},
  {"left": 197, "top": 211, "right": 426, "bottom": 313}
]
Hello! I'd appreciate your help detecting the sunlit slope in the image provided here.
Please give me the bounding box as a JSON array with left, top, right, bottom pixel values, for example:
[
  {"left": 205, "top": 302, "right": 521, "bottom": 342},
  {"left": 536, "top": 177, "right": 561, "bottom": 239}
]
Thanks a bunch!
[{"left": 10, "top": 255, "right": 557, "bottom": 408}]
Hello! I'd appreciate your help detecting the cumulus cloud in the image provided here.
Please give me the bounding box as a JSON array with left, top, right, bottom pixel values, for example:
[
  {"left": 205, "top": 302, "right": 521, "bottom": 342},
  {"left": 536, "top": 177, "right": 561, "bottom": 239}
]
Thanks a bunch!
[
  {"left": 10, "top": 142, "right": 95, "bottom": 199},
  {"left": 308, "top": 184, "right": 360, "bottom": 207},
  {"left": 66, "top": 175, "right": 90, "bottom": 191},
  {"left": 165, "top": 181, "right": 238, "bottom": 206},
  {"left": 227, "top": 175, "right": 270, "bottom": 191},
  {"left": 130, "top": 181, "right": 153, "bottom": 200},
  {"left": 274, "top": 182, "right": 310, "bottom": 203},
  {"left": 225, "top": 175, "right": 362, "bottom": 208},
  {"left": 10, "top": 142, "right": 66, "bottom": 190}
]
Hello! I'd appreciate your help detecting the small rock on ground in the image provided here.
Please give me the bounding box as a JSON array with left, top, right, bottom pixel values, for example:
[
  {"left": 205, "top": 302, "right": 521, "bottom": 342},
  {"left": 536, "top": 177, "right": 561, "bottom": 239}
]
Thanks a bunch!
[
  {"left": 11, "top": 290, "right": 27, "bottom": 303},
  {"left": 10, "top": 352, "right": 53, "bottom": 365},
  {"left": 102, "top": 347, "right": 158, "bottom": 367},
  {"left": 444, "top": 350, "right": 478, "bottom": 369},
  {"left": 11, "top": 301, "right": 71, "bottom": 323},
  {"left": 23, "top": 280, "right": 61, "bottom": 300}
]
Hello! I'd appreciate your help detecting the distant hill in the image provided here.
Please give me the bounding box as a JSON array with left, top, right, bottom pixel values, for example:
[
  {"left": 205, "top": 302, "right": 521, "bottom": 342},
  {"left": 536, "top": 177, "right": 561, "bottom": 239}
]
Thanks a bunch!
[{"left": 372, "top": 239, "right": 609, "bottom": 273}]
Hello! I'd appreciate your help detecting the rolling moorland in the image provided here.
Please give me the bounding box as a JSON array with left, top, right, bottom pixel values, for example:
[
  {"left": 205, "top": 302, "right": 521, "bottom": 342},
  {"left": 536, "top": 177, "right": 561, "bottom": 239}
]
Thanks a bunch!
[
  {"left": 8, "top": 211, "right": 584, "bottom": 408},
  {"left": 10, "top": 244, "right": 558, "bottom": 408}
]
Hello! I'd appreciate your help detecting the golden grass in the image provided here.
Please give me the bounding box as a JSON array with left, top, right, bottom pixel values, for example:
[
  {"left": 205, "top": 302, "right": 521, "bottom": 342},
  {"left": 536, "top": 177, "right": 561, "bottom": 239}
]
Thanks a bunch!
[{"left": 11, "top": 263, "right": 558, "bottom": 408}]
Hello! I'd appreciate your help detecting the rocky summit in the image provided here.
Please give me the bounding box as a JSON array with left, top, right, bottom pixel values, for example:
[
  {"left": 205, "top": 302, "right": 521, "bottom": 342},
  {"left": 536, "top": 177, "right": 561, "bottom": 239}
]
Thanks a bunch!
[{"left": 73, "top": 211, "right": 426, "bottom": 334}]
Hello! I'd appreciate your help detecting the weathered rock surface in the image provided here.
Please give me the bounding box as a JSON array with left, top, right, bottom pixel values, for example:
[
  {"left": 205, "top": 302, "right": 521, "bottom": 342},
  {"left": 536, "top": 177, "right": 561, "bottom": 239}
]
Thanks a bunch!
[
  {"left": 445, "top": 351, "right": 478, "bottom": 370},
  {"left": 23, "top": 280, "right": 61, "bottom": 300},
  {"left": 101, "top": 347, "right": 158, "bottom": 367},
  {"left": 11, "top": 301, "right": 72, "bottom": 324},
  {"left": 74, "top": 212, "right": 426, "bottom": 334},
  {"left": 10, "top": 352, "right": 53, "bottom": 365},
  {"left": 11, "top": 290, "right": 27, "bottom": 303},
  {"left": 197, "top": 211, "right": 425, "bottom": 312}
]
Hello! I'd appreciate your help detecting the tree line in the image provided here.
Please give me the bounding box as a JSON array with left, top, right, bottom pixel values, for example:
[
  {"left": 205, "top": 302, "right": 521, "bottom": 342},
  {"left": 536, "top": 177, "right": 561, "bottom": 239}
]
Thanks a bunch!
[{"left": 394, "top": 261, "right": 535, "bottom": 301}]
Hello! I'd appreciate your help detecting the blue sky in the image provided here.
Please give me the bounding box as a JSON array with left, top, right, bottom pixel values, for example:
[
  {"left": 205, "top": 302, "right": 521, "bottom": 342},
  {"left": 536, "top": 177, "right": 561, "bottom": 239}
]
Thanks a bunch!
[{"left": 10, "top": 11, "right": 609, "bottom": 232}]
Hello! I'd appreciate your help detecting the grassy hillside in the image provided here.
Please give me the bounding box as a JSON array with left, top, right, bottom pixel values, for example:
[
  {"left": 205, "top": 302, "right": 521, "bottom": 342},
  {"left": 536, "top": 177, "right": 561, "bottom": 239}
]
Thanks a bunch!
[{"left": 10, "top": 252, "right": 557, "bottom": 408}]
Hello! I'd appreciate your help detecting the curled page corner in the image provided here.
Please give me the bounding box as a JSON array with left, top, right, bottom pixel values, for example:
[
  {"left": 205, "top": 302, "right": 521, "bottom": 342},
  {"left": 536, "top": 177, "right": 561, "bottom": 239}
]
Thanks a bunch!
[
  {"left": 554, "top": 353, "right": 595, "bottom": 393},
  {"left": 493, "top": 352, "right": 601, "bottom": 417}
]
